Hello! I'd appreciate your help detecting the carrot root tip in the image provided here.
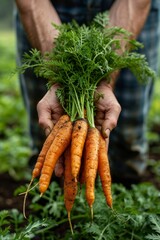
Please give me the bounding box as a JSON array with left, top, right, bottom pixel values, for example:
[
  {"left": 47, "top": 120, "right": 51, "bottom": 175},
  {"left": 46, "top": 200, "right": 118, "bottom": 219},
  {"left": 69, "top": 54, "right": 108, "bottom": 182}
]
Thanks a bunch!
[
  {"left": 68, "top": 211, "right": 74, "bottom": 235},
  {"left": 90, "top": 205, "right": 94, "bottom": 221},
  {"left": 40, "top": 193, "right": 43, "bottom": 198},
  {"left": 22, "top": 178, "right": 34, "bottom": 219}
]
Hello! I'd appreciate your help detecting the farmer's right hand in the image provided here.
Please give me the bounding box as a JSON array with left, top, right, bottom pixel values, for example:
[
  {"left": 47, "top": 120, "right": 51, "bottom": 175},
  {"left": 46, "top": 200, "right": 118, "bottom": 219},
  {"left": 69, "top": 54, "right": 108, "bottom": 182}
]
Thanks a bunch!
[{"left": 37, "top": 84, "right": 64, "bottom": 136}]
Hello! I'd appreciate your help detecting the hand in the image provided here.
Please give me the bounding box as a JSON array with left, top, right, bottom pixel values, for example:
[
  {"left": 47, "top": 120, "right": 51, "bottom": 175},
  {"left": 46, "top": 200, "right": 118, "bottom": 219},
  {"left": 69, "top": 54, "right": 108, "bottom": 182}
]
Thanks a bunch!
[
  {"left": 37, "top": 84, "right": 64, "bottom": 136},
  {"left": 95, "top": 81, "right": 121, "bottom": 140},
  {"left": 54, "top": 155, "right": 64, "bottom": 177}
]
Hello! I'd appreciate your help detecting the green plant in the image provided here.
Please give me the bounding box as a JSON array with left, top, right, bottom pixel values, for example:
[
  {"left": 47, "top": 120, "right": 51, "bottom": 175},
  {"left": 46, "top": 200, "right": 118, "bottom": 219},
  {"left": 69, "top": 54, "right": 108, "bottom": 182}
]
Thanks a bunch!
[
  {"left": 1, "top": 180, "right": 160, "bottom": 240},
  {"left": 0, "top": 31, "right": 31, "bottom": 179},
  {"left": 147, "top": 78, "right": 160, "bottom": 146},
  {"left": 145, "top": 215, "right": 160, "bottom": 240}
]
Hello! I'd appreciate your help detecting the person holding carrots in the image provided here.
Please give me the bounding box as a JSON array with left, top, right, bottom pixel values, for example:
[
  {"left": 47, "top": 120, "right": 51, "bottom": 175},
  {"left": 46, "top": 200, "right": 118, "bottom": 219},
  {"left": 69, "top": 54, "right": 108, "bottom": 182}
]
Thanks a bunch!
[{"left": 14, "top": 0, "right": 160, "bottom": 186}]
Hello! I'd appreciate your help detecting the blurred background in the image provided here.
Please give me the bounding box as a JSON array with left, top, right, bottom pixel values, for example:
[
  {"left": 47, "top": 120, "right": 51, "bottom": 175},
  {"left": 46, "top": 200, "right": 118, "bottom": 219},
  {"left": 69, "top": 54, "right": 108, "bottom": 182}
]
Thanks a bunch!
[
  {"left": 0, "top": 1, "right": 31, "bottom": 211},
  {"left": 0, "top": 1, "right": 31, "bottom": 178}
]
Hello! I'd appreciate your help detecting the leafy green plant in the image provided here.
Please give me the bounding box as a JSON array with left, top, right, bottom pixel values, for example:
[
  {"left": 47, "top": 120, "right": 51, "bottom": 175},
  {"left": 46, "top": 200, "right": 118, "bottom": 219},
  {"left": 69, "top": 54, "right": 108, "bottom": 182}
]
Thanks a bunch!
[
  {"left": 1, "top": 180, "right": 160, "bottom": 240},
  {"left": 0, "top": 31, "right": 31, "bottom": 179},
  {"left": 146, "top": 215, "right": 160, "bottom": 240}
]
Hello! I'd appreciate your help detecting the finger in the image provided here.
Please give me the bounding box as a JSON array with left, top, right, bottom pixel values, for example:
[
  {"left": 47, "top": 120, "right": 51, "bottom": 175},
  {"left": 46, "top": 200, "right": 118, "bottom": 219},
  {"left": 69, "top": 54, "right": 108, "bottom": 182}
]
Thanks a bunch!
[
  {"left": 95, "top": 111, "right": 104, "bottom": 126},
  {"left": 54, "top": 156, "right": 64, "bottom": 177},
  {"left": 95, "top": 111, "right": 110, "bottom": 137},
  {"left": 37, "top": 99, "right": 54, "bottom": 134},
  {"left": 44, "top": 126, "right": 52, "bottom": 137},
  {"left": 37, "top": 83, "right": 63, "bottom": 134},
  {"left": 102, "top": 128, "right": 111, "bottom": 139},
  {"left": 102, "top": 104, "right": 121, "bottom": 138},
  {"left": 105, "top": 136, "right": 109, "bottom": 152},
  {"left": 51, "top": 110, "right": 64, "bottom": 124},
  {"left": 95, "top": 111, "right": 104, "bottom": 132}
]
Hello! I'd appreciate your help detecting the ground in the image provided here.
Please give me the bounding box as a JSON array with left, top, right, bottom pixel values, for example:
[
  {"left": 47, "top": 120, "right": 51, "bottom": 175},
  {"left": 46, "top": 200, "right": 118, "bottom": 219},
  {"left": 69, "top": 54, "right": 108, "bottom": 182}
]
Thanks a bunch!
[{"left": 0, "top": 173, "right": 27, "bottom": 212}]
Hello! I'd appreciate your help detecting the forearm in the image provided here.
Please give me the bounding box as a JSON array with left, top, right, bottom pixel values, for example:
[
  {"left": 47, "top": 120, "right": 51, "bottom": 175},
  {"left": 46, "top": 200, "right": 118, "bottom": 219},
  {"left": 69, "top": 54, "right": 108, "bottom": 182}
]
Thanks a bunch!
[
  {"left": 109, "top": 0, "right": 151, "bottom": 39},
  {"left": 106, "top": 0, "right": 151, "bottom": 86},
  {"left": 15, "top": 0, "right": 61, "bottom": 53}
]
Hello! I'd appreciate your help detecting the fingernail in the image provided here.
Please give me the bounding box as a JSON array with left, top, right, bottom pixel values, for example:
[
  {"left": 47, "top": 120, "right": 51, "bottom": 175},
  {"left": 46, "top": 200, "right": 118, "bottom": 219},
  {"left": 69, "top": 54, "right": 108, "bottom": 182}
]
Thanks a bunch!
[
  {"left": 45, "top": 127, "right": 51, "bottom": 136},
  {"left": 103, "top": 128, "right": 110, "bottom": 138}
]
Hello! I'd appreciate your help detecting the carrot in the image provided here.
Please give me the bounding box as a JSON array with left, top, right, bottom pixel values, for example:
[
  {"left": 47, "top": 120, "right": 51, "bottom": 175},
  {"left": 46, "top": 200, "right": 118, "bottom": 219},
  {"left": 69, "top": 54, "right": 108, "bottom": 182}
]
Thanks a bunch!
[
  {"left": 98, "top": 134, "right": 112, "bottom": 208},
  {"left": 85, "top": 127, "right": 100, "bottom": 219},
  {"left": 71, "top": 118, "right": 88, "bottom": 181},
  {"left": 39, "top": 118, "right": 73, "bottom": 194},
  {"left": 22, "top": 115, "right": 69, "bottom": 218},
  {"left": 32, "top": 114, "right": 70, "bottom": 180},
  {"left": 64, "top": 146, "right": 78, "bottom": 235}
]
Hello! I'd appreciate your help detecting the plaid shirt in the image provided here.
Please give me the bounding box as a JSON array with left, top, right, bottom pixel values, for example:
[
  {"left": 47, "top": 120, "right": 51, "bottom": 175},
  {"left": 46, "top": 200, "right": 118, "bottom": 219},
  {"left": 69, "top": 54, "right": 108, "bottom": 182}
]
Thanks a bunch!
[
  {"left": 15, "top": 0, "right": 160, "bottom": 178},
  {"left": 52, "top": 0, "right": 114, "bottom": 24}
]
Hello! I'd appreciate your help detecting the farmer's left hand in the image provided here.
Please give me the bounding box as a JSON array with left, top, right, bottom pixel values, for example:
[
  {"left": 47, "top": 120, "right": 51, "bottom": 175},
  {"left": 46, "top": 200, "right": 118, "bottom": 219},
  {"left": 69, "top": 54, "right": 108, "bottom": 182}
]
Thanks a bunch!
[{"left": 95, "top": 81, "right": 121, "bottom": 141}]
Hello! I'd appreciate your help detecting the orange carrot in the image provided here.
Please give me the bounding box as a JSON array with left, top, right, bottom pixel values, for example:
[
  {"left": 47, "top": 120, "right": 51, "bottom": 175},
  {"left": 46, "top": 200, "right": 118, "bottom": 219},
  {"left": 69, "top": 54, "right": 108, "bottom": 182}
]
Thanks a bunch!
[
  {"left": 64, "top": 146, "right": 78, "bottom": 235},
  {"left": 39, "top": 118, "right": 73, "bottom": 194},
  {"left": 32, "top": 114, "right": 70, "bottom": 179},
  {"left": 22, "top": 114, "right": 70, "bottom": 218},
  {"left": 98, "top": 134, "right": 112, "bottom": 208},
  {"left": 85, "top": 127, "right": 100, "bottom": 218},
  {"left": 71, "top": 118, "right": 88, "bottom": 181}
]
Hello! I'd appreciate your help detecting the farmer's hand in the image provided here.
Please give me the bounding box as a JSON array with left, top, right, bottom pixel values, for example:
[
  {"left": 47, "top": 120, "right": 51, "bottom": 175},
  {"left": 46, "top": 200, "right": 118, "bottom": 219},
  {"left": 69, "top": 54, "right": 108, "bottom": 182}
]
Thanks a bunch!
[
  {"left": 95, "top": 81, "right": 121, "bottom": 141},
  {"left": 37, "top": 84, "right": 64, "bottom": 136},
  {"left": 37, "top": 84, "right": 64, "bottom": 178}
]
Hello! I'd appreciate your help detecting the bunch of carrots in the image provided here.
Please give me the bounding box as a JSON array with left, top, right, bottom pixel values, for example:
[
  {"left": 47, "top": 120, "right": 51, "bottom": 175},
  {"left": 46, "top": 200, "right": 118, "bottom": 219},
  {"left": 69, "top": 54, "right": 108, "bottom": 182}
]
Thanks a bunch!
[
  {"left": 24, "top": 114, "right": 112, "bottom": 234},
  {"left": 20, "top": 13, "right": 155, "bottom": 234}
]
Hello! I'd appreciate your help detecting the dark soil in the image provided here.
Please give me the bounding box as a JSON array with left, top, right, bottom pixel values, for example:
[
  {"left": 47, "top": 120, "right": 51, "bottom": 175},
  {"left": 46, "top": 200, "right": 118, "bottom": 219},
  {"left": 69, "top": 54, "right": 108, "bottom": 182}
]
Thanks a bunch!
[{"left": 0, "top": 173, "right": 28, "bottom": 212}]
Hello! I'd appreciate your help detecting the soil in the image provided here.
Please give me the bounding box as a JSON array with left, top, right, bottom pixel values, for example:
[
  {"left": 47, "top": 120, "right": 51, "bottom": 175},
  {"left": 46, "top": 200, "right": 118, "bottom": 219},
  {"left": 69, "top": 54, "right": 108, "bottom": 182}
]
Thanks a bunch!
[
  {"left": 0, "top": 173, "right": 27, "bottom": 212},
  {"left": 0, "top": 142, "right": 159, "bottom": 213}
]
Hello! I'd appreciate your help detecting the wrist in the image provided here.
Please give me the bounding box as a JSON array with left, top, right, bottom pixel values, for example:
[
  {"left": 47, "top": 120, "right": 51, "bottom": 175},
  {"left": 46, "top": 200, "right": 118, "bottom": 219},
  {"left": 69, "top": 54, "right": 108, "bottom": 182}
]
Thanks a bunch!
[
  {"left": 99, "top": 70, "right": 120, "bottom": 90},
  {"left": 110, "top": 70, "right": 120, "bottom": 88}
]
